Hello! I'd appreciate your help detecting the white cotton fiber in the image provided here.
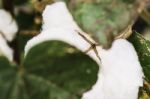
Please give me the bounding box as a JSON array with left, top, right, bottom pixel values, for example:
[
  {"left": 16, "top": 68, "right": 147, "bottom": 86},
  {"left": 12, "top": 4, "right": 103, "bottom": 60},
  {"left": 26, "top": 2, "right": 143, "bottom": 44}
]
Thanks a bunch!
[
  {"left": 0, "top": 34, "right": 13, "bottom": 61},
  {"left": 42, "top": 2, "right": 81, "bottom": 31},
  {"left": 0, "top": 9, "right": 18, "bottom": 41},
  {"left": 82, "top": 39, "right": 143, "bottom": 99}
]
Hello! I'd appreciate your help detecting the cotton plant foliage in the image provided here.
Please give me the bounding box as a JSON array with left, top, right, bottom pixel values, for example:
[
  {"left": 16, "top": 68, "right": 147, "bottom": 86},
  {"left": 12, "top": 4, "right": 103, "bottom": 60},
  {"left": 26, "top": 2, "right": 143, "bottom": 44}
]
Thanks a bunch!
[
  {"left": 25, "top": 2, "right": 144, "bottom": 99},
  {"left": 0, "top": 9, "right": 18, "bottom": 41}
]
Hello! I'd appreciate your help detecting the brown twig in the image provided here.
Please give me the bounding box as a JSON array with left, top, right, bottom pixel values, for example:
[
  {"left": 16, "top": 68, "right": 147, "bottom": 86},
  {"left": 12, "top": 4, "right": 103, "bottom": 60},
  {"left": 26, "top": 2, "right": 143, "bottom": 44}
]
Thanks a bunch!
[
  {"left": 76, "top": 30, "right": 101, "bottom": 62},
  {"left": 20, "top": 30, "right": 39, "bottom": 36}
]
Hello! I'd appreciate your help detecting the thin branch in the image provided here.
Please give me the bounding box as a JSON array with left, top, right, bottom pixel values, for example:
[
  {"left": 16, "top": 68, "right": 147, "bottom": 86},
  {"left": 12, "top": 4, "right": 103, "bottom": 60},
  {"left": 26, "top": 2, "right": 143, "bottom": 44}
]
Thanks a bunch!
[
  {"left": 93, "top": 47, "right": 101, "bottom": 62},
  {"left": 76, "top": 30, "right": 93, "bottom": 45},
  {"left": 76, "top": 30, "right": 101, "bottom": 62},
  {"left": 20, "top": 30, "right": 39, "bottom": 36}
]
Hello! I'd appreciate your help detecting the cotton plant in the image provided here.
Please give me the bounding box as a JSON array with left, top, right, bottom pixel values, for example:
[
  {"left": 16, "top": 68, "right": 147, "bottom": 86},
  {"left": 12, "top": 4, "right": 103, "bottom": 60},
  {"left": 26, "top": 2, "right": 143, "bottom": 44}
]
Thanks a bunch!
[
  {"left": 0, "top": 1, "right": 149, "bottom": 99},
  {"left": 0, "top": 9, "right": 18, "bottom": 61},
  {"left": 24, "top": 2, "right": 144, "bottom": 99}
]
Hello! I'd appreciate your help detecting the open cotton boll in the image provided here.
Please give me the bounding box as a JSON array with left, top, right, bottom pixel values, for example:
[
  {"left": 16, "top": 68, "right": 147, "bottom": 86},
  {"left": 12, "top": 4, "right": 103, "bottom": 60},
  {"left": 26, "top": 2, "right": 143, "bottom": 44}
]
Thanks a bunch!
[
  {"left": 0, "top": 34, "right": 13, "bottom": 61},
  {"left": 42, "top": 2, "right": 81, "bottom": 31},
  {"left": 25, "top": 32, "right": 144, "bottom": 99},
  {"left": 0, "top": 9, "right": 18, "bottom": 41},
  {"left": 25, "top": 1, "right": 143, "bottom": 99},
  {"left": 82, "top": 39, "right": 144, "bottom": 99}
]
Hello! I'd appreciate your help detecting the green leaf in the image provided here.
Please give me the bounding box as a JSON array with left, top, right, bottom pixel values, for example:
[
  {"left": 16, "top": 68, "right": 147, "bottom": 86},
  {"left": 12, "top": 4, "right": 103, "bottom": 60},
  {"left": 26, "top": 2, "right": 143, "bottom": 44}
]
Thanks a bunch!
[
  {"left": 0, "top": 57, "right": 21, "bottom": 99},
  {"left": 128, "top": 32, "right": 150, "bottom": 81},
  {"left": 0, "top": 41, "right": 99, "bottom": 99},
  {"left": 129, "top": 32, "right": 150, "bottom": 98},
  {"left": 23, "top": 41, "right": 99, "bottom": 98},
  {"left": 71, "top": 0, "right": 134, "bottom": 47}
]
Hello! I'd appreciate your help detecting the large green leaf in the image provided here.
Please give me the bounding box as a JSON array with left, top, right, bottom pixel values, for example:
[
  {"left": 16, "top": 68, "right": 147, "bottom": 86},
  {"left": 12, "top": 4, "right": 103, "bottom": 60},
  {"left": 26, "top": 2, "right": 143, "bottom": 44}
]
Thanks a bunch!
[
  {"left": 129, "top": 32, "right": 150, "bottom": 81},
  {"left": 23, "top": 41, "right": 99, "bottom": 99},
  {"left": 71, "top": 0, "right": 134, "bottom": 47},
  {"left": 0, "top": 41, "right": 98, "bottom": 99}
]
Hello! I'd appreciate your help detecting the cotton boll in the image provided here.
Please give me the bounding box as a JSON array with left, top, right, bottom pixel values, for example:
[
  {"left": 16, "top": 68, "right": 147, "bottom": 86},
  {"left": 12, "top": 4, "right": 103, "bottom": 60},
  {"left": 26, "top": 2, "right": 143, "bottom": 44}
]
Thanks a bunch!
[
  {"left": 1, "top": 19, "right": 18, "bottom": 41},
  {"left": 25, "top": 2, "right": 144, "bottom": 99},
  {"left": 0, "top": 9, "right": 18, "bottom": 41},
  {"left": 42, "top": 2, "right": 81, "bottom": 31},
  {"left": 0, "top": 34, "right": 13, "bottom": 61},
  {"left": 82, "top": 39, "right": 144, "bottom": 99}
]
